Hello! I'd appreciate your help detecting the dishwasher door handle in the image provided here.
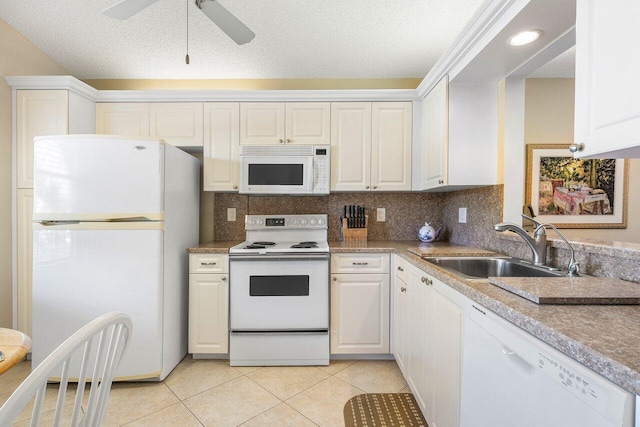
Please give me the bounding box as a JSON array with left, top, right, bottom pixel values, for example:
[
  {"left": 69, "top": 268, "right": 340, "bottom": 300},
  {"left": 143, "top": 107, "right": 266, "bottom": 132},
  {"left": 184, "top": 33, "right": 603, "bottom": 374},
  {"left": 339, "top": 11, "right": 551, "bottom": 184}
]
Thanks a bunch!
[{"left": 502, "top": 346, "right": 535, "bottom": 375}]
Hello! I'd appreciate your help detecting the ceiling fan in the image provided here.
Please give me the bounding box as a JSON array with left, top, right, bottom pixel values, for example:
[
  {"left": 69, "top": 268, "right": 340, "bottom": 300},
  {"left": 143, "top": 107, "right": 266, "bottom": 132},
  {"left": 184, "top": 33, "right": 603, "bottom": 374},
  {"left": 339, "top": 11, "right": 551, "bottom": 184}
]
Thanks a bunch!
[{"left": 102, "top": 0, "right": 255, "bottom": 45}]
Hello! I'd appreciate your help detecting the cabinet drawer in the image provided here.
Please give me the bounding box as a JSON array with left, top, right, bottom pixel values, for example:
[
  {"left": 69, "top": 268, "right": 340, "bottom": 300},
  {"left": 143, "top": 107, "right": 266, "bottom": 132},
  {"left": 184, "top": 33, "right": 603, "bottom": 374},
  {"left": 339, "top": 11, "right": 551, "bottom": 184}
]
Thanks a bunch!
[
  {"left": 189, "top": 254, "right": 229, "bottom": 274},
  {"left": 394, "top": 255, "right": 408, "bottom": 283},
  {"left": 331, "top": 253, "right": 390, "bottom": 274}
]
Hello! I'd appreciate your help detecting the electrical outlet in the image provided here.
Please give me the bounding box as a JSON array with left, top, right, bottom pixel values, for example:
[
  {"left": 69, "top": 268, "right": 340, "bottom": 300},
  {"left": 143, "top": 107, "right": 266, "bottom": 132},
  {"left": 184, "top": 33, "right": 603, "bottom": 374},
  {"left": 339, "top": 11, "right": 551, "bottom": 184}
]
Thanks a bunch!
[
  {"left": 227, "top": 208, "right": 236, "bottom": 222},
  {"left": 377, "top": 207, "right": 386, "bottom": 222},
  {"left": 459, "top": 207, "right": 467, "bottom": 223}
]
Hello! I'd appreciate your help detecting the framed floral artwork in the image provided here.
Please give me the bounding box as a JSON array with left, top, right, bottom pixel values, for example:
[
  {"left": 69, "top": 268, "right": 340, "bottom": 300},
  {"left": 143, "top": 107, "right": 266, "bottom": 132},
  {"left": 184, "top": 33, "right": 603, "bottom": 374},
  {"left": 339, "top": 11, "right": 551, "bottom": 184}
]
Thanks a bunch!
[{"left": 525, "top": 144, "right": 628, "bottom": 228}]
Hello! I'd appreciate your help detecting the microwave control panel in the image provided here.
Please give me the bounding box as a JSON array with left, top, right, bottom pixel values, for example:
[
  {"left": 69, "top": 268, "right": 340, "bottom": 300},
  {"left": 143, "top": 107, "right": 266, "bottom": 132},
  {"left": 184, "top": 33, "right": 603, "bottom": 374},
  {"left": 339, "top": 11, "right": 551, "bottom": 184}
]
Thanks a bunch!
[{"left": 313, "top": 147, "right": 330, "bottom": 194}]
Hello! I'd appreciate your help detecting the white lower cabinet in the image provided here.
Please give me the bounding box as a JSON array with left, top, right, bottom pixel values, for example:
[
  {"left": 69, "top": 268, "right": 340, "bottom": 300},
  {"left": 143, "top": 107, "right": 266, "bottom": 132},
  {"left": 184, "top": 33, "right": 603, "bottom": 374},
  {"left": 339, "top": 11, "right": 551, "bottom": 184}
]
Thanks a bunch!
[
  {"left": 330, "top": 254, "right": 390, "bottom": 354},
  {"left": 188, "top": 254, "right": 229, "bottom": 354},
  {"left": 395, "top": 255, "right": 465, "bottom": 427}
]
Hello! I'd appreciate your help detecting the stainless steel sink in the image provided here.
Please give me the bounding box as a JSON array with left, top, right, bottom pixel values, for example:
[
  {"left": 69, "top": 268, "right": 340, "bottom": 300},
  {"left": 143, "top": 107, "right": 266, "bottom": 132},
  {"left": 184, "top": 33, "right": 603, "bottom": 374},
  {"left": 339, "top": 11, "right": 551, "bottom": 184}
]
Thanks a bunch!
[{"left": 422, "top": 256, "right": 566, "bottom": 280}]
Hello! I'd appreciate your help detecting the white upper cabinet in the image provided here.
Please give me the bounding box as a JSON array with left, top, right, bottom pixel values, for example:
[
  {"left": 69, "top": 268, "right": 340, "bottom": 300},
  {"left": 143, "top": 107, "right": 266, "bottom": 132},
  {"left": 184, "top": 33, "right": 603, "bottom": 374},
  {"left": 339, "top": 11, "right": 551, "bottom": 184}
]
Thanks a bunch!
[
  {"left": 420, "top": 77, "right": 448, "bottom": 189},
  {"left": 203, "top": 103, "right": 240, "bottom": 192},
  {"left": 574, "top": 0, "right": 640, "bottom": 158},
  {"left": 16, "top": 90, "right": 69, "bottom": 189},
  {"left": 416, "top": 76, "right": 497, "bottom": 191},
  {"left": 332, "top": 102, "right": 412, "bottom": 191},
  {"left": 150, "top": 103, "right": 204, "bottom": 147},
  {"left": 96, "top": 103, "right": 150, "bottom": 137},
  {"left": 240, "top": 102, "right": 330, "bottom": 145},
  {"left": 331, "top": 102, "right": 372, "bottom": 191},
  {"left": 371, "top": 102, "right": 412, "bottom": 191},
  {"left": 285, "top": 103, "right": 331, "bottom": 145}
]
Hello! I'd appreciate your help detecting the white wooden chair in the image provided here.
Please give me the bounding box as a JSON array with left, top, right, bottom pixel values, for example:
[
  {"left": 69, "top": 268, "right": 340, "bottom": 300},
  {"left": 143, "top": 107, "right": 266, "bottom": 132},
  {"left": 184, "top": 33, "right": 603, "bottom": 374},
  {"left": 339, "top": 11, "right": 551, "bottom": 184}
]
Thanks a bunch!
[{"left": 0, "top": 312, "right": 132, "bottom": 427}]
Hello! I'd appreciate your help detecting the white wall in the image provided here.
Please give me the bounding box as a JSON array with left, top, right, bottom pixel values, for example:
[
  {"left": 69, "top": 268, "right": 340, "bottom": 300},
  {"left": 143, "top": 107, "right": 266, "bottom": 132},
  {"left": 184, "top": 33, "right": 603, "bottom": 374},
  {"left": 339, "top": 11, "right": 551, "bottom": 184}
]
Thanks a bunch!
[{"left": 0, "top": 18, "right": 68, "bottom": 328}]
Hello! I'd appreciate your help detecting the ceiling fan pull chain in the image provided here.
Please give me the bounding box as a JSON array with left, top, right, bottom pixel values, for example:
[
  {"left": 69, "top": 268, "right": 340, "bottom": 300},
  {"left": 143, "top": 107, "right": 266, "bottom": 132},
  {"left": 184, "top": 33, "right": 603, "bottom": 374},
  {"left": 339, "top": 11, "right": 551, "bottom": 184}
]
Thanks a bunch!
[{"left": 185, "top": 0, "right": 190, "bottom": 64}]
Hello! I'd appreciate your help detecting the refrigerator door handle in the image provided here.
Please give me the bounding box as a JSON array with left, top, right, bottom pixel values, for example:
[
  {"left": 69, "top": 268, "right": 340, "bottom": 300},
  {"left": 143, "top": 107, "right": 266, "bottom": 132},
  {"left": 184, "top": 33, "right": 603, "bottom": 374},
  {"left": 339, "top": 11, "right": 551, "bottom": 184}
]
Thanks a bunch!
[{"left": 37, "top": 220, "right": 81, "bottom": 226}]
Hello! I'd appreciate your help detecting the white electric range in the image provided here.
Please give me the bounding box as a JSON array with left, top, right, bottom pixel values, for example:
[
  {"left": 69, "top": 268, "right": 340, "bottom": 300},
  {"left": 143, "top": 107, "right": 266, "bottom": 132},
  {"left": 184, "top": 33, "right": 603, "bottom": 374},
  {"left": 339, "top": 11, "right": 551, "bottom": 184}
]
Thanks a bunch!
[{"left": 228, "top": 214, "right": 330, "bottom": 366}]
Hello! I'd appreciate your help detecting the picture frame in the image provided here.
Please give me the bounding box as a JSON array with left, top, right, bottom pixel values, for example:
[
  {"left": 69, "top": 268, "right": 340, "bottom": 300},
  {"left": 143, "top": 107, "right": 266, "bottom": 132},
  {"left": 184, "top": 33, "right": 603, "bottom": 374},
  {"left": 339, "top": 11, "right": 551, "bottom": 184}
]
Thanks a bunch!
[{"left": 525, "top": 144, "right": 629, "bottom": 229}]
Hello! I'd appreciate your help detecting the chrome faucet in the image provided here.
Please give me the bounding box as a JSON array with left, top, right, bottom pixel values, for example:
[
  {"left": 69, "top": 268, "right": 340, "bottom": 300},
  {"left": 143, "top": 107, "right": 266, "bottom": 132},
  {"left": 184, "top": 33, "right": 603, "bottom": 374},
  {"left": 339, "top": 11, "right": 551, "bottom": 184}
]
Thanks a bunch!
[
  {"left": 494, "top": 214, "right": 580, "bottom": 276},
  {"left": 494, "top": 215, "right": 547, "bottom": 266}
]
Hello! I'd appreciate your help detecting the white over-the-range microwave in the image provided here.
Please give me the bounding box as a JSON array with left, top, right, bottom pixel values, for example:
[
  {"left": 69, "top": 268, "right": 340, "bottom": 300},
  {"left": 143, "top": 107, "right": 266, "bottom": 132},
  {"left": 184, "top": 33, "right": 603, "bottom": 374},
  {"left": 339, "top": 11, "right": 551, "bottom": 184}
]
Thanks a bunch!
[{"left": 239, "top": 145, "right": 330, "bottom": 195}]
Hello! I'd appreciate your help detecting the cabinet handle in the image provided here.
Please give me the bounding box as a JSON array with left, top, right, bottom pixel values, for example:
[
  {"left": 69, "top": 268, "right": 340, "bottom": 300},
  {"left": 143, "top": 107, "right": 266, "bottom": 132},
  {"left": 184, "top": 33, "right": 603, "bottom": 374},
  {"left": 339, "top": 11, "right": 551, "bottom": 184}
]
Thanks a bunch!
[
  {"left": 401, "top": 287, "right": 406, "bottom": 292},
  {"left": 201, "top": 262, "right": 217, "bottom": 266},
  {"left": 222, "top": 277, "right": 227, "bottom": 281},
  {"left": 286, "top": 139, "right": 291, "bottom": 143},
  {"left": 397, "top": 266, "right": 404, "bottom": 271},
  {"left": 421, "top": 276, "right": 433, "bottom": 285},
  {"left": 279, "top": 139, "right": 284, "bottom": 143},
  {"left": 421, "top": 276, "right": 427, "bottom": 283},
  {"left": 438, "top": 179, "right": 444, "bottom": 184},
  {"left": 352, "top": 262, "right": 369, "bottom": 266}
]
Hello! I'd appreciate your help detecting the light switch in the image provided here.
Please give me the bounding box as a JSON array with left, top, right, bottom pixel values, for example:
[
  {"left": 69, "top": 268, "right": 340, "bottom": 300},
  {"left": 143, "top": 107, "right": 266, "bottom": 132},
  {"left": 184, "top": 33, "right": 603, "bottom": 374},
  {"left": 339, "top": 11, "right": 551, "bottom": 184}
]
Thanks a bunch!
[
  {"left": 227, "top": 208, "right": 236, "bottom": 222},
  {"left": 459, "top": 207, "right": 467, "bottom": 223}
]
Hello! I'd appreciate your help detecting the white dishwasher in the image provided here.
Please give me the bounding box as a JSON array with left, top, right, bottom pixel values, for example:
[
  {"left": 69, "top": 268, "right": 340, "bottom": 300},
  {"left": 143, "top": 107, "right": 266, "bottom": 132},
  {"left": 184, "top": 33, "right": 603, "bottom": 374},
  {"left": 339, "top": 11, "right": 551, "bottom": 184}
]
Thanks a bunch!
[{"left": 460, "top": 301, "right": 635, "bottom": 427}]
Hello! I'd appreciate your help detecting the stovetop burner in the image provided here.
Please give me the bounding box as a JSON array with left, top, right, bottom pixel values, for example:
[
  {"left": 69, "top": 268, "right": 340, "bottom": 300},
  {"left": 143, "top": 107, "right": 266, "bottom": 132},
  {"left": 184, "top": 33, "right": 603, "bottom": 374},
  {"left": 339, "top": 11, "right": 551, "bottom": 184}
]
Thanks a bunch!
[
  {"left": 291, "top": 241, "right": 318, "bottom": 249},
  {"left": 244, "top": 241, "right": 276, "bottom": 249}
]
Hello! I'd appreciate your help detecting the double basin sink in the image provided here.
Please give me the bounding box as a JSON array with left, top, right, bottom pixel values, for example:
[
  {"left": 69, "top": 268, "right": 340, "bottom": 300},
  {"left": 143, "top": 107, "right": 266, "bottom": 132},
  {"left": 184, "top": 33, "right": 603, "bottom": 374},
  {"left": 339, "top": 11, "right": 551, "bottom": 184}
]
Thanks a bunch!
[{"left": 422, "top": 256, "right": 566, "bottom": 280}]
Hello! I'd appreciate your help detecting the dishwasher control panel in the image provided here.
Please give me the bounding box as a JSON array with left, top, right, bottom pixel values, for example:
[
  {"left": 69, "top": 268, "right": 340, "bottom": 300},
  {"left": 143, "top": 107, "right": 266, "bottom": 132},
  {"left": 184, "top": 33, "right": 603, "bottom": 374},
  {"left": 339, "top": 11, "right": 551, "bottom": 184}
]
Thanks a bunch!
[{"left": 537, "top": 351, "right": 606, "bottom": 415}]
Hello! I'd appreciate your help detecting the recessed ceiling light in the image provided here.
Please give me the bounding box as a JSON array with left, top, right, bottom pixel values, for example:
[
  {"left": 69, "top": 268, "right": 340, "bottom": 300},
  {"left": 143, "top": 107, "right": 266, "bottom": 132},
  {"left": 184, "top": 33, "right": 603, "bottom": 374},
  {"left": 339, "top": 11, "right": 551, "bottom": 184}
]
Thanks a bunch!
[{"left": 508, "top": 30, "right": 542, "bottom": 46}]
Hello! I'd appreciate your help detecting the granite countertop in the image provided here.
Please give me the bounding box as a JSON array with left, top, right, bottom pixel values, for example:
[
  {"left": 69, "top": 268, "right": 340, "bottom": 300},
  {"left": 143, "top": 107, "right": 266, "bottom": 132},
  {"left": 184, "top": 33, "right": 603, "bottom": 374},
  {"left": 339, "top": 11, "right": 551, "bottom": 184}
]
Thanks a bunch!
[
  {"left": 189, "top": 239, "right": 640, "bottom": 394},
  {"left": 187, "top": 241, "right": 242, "bottom": 253}
]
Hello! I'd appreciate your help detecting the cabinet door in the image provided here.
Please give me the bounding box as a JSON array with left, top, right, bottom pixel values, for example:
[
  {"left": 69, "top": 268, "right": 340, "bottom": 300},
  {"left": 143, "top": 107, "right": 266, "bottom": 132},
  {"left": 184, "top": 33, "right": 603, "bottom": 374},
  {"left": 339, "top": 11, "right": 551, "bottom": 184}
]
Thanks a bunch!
[
  {"left": 96, "top": 103, "right": 150, "bottom": 136},
  {"left": 405, "top": 266, "right": 429, "bottom": 411},
  {"left": 393, "top": 272, "right": 408, "bottom": 375},
  {"left": 16, "top": 90, "right": 68, "bottom": 188},
  {"left": 239, "top": 103, "right": 285, "bottom": 145},
  {"left": 203, "top": 103, "right": 239, "bottom": 191},
  {"left": 371, "top": 102, "right": 412, "bottom": 191},
  {"left": 330, "top": 102, "right": 372, "bottom": 191},
  {"left": 330, "top": 273, "right": 389, "bottom": 354},
  {"left": 150, "top": 103, "right": 203, "bottom": 147},
  {"left": 574, "top": 0, "right": 640, "bottom": 158},
  {"left": 421, "top": 76, "right": 448, "bottom": 189},
  {"left": 285, "top": 102, "right": 331, "bottom": 145},
  {"left": 189, "top": 273, "right": 229, "bottom": 354},
  {"left": 427, "top": 277, "right": 464, "bottom": 427},
  {"left": 17, "top": 189, "right": 33, "bottom": 336}
]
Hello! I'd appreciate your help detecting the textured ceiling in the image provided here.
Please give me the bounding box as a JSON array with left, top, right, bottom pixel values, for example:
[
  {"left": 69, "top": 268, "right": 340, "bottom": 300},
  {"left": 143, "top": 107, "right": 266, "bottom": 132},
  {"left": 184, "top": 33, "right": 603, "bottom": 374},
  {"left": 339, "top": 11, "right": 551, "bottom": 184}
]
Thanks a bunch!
[{"left": 0, "top": 0, "right": 486, "bottom": 80}]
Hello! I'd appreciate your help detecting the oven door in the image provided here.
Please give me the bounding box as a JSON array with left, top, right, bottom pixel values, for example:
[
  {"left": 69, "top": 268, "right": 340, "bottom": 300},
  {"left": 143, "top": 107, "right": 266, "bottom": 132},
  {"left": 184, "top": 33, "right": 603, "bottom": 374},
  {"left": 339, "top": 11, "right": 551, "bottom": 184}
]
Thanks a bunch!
[
  {"left": 239, "top": 155, "right": 314, "bottom": 194},
  {"left": 229, "top": 254, "right": 329, "bottom": 330}
]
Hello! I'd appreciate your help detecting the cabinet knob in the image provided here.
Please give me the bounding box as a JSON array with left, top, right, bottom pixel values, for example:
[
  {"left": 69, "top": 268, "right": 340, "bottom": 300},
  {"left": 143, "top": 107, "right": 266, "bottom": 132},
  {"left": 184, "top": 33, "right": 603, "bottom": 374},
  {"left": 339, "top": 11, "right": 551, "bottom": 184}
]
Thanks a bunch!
[
  {"left": 233, "top": 185, "right": 238, "bottom": 189},
  {"left": 569, "top": 143, "right": 584, "bottom": 153},
  {"left": 373, "top": 186, "right": 377, "bottom": 189},
  {"left": 366, "top": 186, "right": 370, "bottom": 189},
  {"left": 438, "top": 179, "right": 444, "bottom": 184},
  {"left": 333, "top": 277, "right": 337, "bottom": 281},
  {"left": 286, "top": 139, "right": 291, "bottom": 144},
  {"left": 279, "top": 139, "right": 284, "bottom": 143},
  {"left": 221, "top": 277, "right": 227, "bottom": 281},
  {"left": 401, "top": 287, "right": 406, "bottom": 292},
  {"left": 397, "top": 266, "right": 404, "bottom": 271}
]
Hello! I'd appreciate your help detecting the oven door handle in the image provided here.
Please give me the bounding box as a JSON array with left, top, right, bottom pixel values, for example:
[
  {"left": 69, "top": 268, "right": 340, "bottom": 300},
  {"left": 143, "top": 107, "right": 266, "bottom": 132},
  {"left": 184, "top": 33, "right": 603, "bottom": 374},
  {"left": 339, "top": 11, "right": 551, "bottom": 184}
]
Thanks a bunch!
[
  {"left": 229, "top": 254, "right": 329, "bottom": 261},
  {"left": 230, "top": 330, "right": 329, "bottom": 336}
]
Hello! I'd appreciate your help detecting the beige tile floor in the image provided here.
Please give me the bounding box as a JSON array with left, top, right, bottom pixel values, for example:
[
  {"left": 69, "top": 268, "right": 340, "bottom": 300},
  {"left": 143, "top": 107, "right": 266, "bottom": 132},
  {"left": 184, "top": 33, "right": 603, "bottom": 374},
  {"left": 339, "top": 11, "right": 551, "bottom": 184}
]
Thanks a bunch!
[{"left": 0, "top": 357, "right": 410, "bottom": 427}]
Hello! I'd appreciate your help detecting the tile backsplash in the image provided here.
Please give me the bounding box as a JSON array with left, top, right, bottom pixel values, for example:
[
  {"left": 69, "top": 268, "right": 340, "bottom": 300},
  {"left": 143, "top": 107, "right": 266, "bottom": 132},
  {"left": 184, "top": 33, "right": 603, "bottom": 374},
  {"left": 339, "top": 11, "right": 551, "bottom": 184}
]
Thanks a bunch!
[{"left": 213, "top": 192, "right": 445, "bottom": 241}]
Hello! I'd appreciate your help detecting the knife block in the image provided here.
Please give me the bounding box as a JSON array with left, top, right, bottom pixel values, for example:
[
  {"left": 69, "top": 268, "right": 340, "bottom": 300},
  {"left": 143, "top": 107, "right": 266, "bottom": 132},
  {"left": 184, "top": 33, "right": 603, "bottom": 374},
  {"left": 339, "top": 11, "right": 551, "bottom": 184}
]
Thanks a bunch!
[{"left": 341, "top": 216, "right": 368, "bottom": 241}]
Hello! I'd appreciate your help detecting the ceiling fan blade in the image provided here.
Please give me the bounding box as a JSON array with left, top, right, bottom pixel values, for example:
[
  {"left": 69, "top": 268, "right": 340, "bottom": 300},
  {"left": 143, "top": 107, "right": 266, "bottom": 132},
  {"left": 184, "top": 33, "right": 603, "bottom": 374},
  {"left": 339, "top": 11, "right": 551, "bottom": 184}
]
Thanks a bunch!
[
  {"left": 198, "top": 0, "right": 255, "bottom": 45},
  {"left": 102, "top": 0, "right": 162, "bottom": 19}
]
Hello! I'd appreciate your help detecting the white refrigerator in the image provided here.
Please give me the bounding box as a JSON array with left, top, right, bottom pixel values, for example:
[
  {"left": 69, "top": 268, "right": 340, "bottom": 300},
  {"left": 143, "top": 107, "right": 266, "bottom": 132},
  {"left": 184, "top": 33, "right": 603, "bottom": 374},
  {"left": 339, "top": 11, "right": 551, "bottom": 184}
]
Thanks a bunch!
[{"left": 31, "top": 135, "right": 199, "bottom": 381}]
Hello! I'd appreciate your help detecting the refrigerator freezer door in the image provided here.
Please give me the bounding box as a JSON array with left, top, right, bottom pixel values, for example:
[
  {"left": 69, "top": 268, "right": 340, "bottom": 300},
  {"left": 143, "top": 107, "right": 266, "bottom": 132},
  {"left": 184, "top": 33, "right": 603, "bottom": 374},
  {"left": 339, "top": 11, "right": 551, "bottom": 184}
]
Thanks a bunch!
[
  {"left": 33, "top": 135, "right": 164, "bottom": 220},
  {"left": 32, "top": 226, "right": 164, "bottom": 380}
]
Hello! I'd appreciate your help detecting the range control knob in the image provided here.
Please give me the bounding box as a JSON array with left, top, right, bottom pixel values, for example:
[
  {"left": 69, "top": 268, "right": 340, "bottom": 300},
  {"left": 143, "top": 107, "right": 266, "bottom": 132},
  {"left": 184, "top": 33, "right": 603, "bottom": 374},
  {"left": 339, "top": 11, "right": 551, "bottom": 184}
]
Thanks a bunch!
[
  {"left": 310, "top": 219, "right": 317, "bottom": 225},
  {"left": 319, "top": 219, "right": 326, "bottom": 225},
  {"left": 292, "top": 219, "right": 299, "bottom": 226},
  {"left": 258, "top": 219, "right": 264, "bottom": 225},
  {"left": 301, "top": 219, "right": 308, "bottom": 225},
  {"left": 248, "top": 219, "right": 256, "bottom": 226}
]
